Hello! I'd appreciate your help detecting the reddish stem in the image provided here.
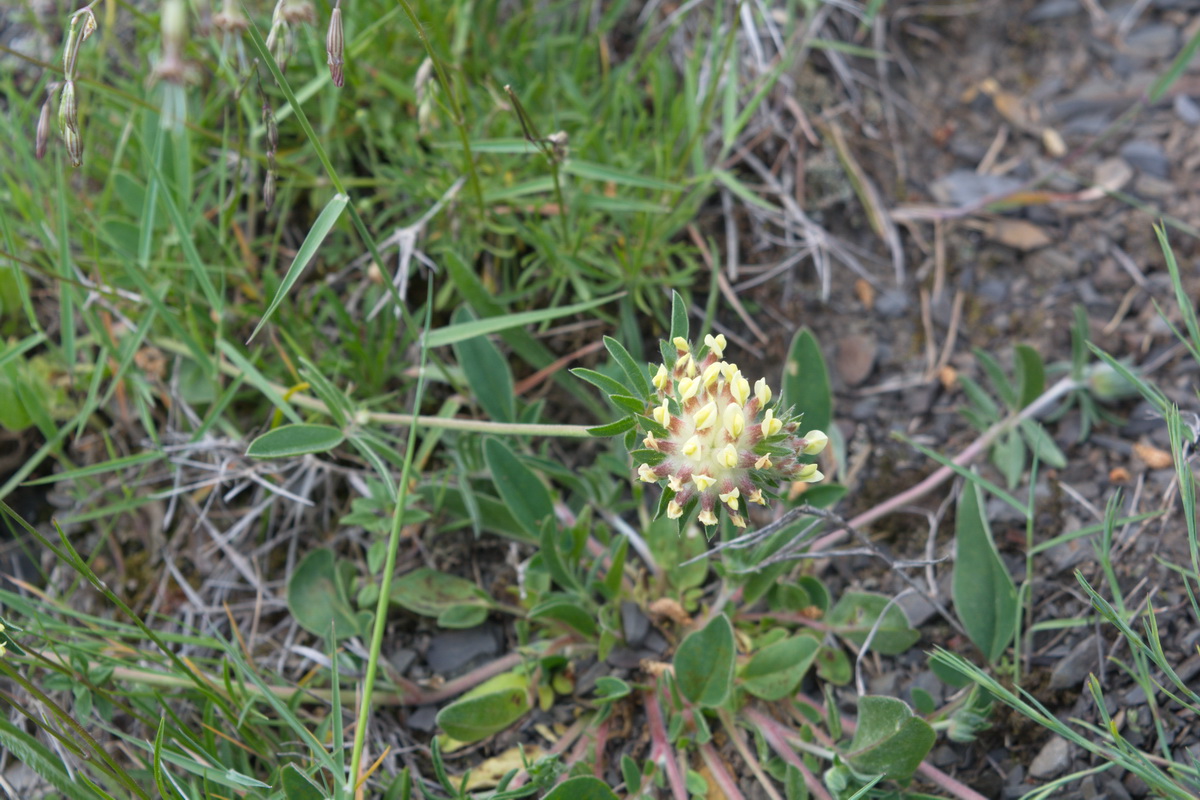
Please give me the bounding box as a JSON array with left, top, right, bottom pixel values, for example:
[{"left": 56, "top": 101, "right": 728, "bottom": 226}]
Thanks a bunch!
[
  {"left": 699, "top": 741, "right": 747, "bottom": 800},
  {"left": 646, "top": 686, "right": 689, "bottom": 800},
  {"left": 809, "top": 377, "right": 1076, "bottom": 553},
  {"left": 744, "top": 707, "right": 834, "bottom": 800}
]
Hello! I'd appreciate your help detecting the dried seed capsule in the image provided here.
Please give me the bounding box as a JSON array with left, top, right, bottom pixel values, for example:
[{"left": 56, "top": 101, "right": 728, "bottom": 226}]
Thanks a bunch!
[
  {"left": 35, "top": 92, "right": 53, "bottom": 160},
  {"left": 326, "top": 7, "right": 344, "bottom": 88},
  {"left": 263, "top": 102, "right": 278, "bottom": 155},
  {"left": 58, "top": 80, "right": 78, "bottom": 134},
  {"left": 63, "top": 125, "right": 83, "bottom": 167},
  {"left": 263, "top": 170, "right": 276, "bottom": 211}
]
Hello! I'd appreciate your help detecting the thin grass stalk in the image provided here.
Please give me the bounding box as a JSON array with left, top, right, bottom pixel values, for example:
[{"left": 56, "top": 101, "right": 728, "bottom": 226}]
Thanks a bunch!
[
  {"left": 0, "top": 659, "right": 151, "bottom": 799},
  {"left": 392, "top": 0, "right": 484, "bottom": 213},
  {"left": 346, "top": 288, "right": 433, "bottom": 793}
]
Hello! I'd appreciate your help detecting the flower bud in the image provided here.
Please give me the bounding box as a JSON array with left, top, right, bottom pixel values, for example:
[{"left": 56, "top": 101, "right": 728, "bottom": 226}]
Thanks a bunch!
[
  {"left": 692, "top": 401, "right": 717, "bottom": 431},
  {"left": 761, "top": 409, "right": 782, "bottom": 437},
  {"left": 802, "top": 430, "right": 828, "bottom": 455},
  {"left": 326, "top": 7, "right": 344, "bottom": 87},
  {"left": 666, "top": 500, "right": 683, "bottom": 519},
  {"left": 718, "top": 444, "right": 739, "bottom": 468},
  {"left": 681, "top": 435, "right": 702, "bottom": 460},
  {"left": 652, "top": 363, "right": 669, "bottom": 392},
  {"left": 704, "top": 333, "right": 726, "bottom": 358},
  {"left": 63, "top": 125, "right": 83, "bottom": 167},
  {"left": 722, "top": 403, "right": 745, "bottom": 437},
  {"left": 677, "top": 376, "right": 699, "bottom": 401},
  {"left": 754, "top": 377, "right": 771, "bottom": 406},
  {"left": 730, "top": 373, "right": 750, "bottom": 407},
  {"left": 637, "top": 463, "right": 659, "bottom": 483},
  {"left": 796, "top": 463, "right": 823, "bottom": 483}
]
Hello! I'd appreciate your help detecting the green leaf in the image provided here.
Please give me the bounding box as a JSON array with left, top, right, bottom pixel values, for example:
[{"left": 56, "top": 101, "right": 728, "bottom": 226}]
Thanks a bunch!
[
  {"left": 529, "top": 595, "right": 596, "bottom": 636},
  {"left": 288, "top": 549, "right": 364, "bottom": 640},
  {"left": 740, "top": 636, "right": 820, "bottom": 700},
  {"left": 390, "top": 568, "right": 492, "bottom": 618},
  {"left": 952, "top": 477, "right": 1018, "bottom": 664},
  {"left": 538, "top": 519, "right": 583, "bottom": 593},
  {"left": 1019, "top": 419, "right": 1067, "bottom": 468},
  {"left": 246, "top": 424, "right": 344, "bottom": 458},
  {"left": 1014, "top": 344, "right": 1045, "bottom": 408},
  {"left": 587, "top": 416, "right": 638, "bottom": 437},
  {"left": 280, "top": 765, "right": 326, "bottom": 800},
  {"left": 845, "top": 696, "right": 936, "bottom": 781},
  {"left": 541, "top": 776, "right": 620, "bottom": 800},
  {"left": 436, "top": 673, "right": 531, "bottom": 742},
  {"left": 991, "top": 429, "right": 1025, "bottom": 491},
  {"left": 484, "top": 437, "right": 554, "bottom": 538},
  {"left": 436, "top": 605, "right": 490, "bottom": 629},
  {"left": 826, "top": 591, "right": 920, "bottom": 655},
  {"left": 425, "top": 294, "right": 620, "bottom": 347},
  {"left": 571, "top": 367, "right": 631, "bottom": 397},
  {"left": 452, "top": 307, "right": 516, "bottom": 423},
  {"left": 815, "top": 644, "right": 852, "bottom": 685},
  {"left": 0, "top": 718, "right": 106, "bottom": 800},
  {"left": 603, "top": 336, "right": 652, "bottom": 400},
  {"left": 975, "top": 348, "right": 1016, "bottom": 409},
  {"left": 248, "top": 193, "right": 348, "bottom": 343},
  {"left": 781, "top": 328, "right": 832, "bottom": 435},
  {"left": 595, "top": 676, "right": 631, "bottom": 701},
  {"left": 563, "top": 160, "right": 682, "bottom": 191},
  {"left": 674, "top": 613, "right": 735, "bottom": 707},
  {"left": 669, "top": 290, "right": 689, "bottom": 345}
]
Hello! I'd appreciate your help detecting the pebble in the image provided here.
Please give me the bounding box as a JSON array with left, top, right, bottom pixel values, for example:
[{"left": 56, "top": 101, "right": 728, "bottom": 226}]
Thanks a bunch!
[
  {"left": 621, "top": 600, "right": 649, "bottom": 646},
  {"left": 1122, "top": 24, "right": 1179, "bottom": 60},
  {"left": 424, "top": 624, "right": 501, "bottom": 675},
  {"left": 930, "top": 171, "right": 1022, "bottom": 207},
  {"left": 1120, "top": 140, "right": 1170, "bottom": 178},
  {"left": 406, "top": 704, "right": 439, "bottom": 732},
  {"left": 1029, "top": 735, "right": 1073, "bottom": 778},
  {"left": 1133, "top": 173, "right": 1175, "bottom": 199},
  {"left": 1174, "top": 94, "right": 1200, "bottom": 125},
  {"left": 1027, "top": 0, "right": 1080, "bottom": 20},
  {"left": 1049, "top": 634, "right": 1100, "bottom": 690},
  {"left": 874, "top": 288, "right": 910, "bottom": 318},
  {"left": 835, "top": 333, "right": 877, "bottom": 386}
]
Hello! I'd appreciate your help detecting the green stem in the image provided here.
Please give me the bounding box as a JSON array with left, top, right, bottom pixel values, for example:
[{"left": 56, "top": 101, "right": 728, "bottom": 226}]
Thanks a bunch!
[
  {"left": 347, "top": 290, "right": 431, "bottom": 794},
  {"left": 394, "top": 0, "right": 485, "bottom": 213},
  {"left": 154, "top": 337, "right": 595, "bottom": 438}
]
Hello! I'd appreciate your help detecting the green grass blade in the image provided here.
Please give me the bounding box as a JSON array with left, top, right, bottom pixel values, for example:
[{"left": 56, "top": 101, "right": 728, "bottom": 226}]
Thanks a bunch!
[{"left": 248, "top": 193, "right": 349, "bottom": 343}]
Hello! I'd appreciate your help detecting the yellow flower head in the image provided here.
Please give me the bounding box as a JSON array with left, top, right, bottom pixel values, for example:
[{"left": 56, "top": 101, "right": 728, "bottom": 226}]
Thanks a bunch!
[
  {"left": 730, "top": 373, "right": 750, "bottom": 407},
  {"left": 704, "top": 333, "right": 727, "bottom": 359},
  {"left": 666, "top": 500, "right": 683, "bottom": 519},
  {"left": 677, "top": 376, "right": 700, "bottom": 401},
  {"left": 718, "top": 443, "right": 739, "bottom": 468},
  {"left": 637, "top": 463, "right": 659, "bottom": 483},
  {"left": 698, "top": 508, "right": 718, "bottom": 527},
  {"left": 682, "top": 435, "right": 703, "bottom": 460},
  {"left": 692, "top": 472, "right": 716, "bottom": 491},
  {"left": 723, "top": 403, "right": 745, "bottom": 437},
  {"left": 761, "top": 409, "right": 783, "bottom": 437}
]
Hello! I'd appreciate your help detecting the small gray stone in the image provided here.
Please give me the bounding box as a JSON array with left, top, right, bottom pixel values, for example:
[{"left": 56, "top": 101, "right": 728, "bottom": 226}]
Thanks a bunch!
[
  {"left": 1029, "top": 735, "right": 1073, "bottom": 779},
  {"left": 1122, "top": 24, "right": 1179, "bottom": 60},
  {"left": 406, "top": 705, "right": 439, "bottom": 732},
  {"left": 1120, "top": 140, "right": 1170, "bottom": 178},
  {"left": 1174, "top": 94, "right": 1200, "bottom": 125},
  {"left": 1049, "top": 634, "right": 1100, "bottom": 690},
  {"left": 621, "top": 600, "right": 649, "bottom": 646},
  {"left": 425, "top": 624, "right": 501, "bottom": 675},
  {"left": 898, "top": 591, "right": 938, "bottom": 628},
  {"left": 875, "top": 288, "right": 910, "bottom": 318},
  {"left": 930, "top": 171, "right": 1022, "bottom": 207},
  {"left": 1027, "top": 0, "right": 1081, "bottom": 20}
]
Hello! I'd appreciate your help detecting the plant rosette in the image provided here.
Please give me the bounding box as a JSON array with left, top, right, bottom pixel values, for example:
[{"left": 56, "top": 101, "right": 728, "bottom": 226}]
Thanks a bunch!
[{"left": 635, "top": 334, "right": 828, "bottom": 530}]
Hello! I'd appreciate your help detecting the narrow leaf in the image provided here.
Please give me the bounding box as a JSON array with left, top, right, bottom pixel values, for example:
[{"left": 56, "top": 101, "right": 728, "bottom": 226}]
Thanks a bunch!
[
  {"left": 781, "top": 328, "right": 832, "bottom": 435},
  {"left": 425, "top": 294, "right": 619, "bottom": 347},
  {"left": 484, "top": 438, "right": 553, "bottom": 537},
  {"left": 248, "top": 193, "right": 348, "bottom": 343}
]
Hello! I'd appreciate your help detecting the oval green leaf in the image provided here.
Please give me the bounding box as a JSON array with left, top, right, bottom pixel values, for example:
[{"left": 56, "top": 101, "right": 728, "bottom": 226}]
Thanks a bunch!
[
  {"left": 845, "top": 696, "right": 936, "bottom": 781},
  {"left": 436, "top": 686, "right": 530, "bottom": 743},
  {"left": 390, "top": 568, "right": 491, "bottom": 618},
  {"left": 451, "top": 307, "right": 515, "bottom": 423},
  {"left": 741, "top": 636, "right": 820, "bottom": 700},
  {"left": 674, "top": 613, "right": 735, "bottom": 707},
  {"left": 826, "top": 591, "right": 919, "bottom": 655},
  {"left": 287, "top": 548, "right": 361, "bottom": 641},
  {"left": 247, "top": 424, "right": 344, "bottom": 458},
  {"left": 541, "top": 776, "right": 620, "bottom": 800}
]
